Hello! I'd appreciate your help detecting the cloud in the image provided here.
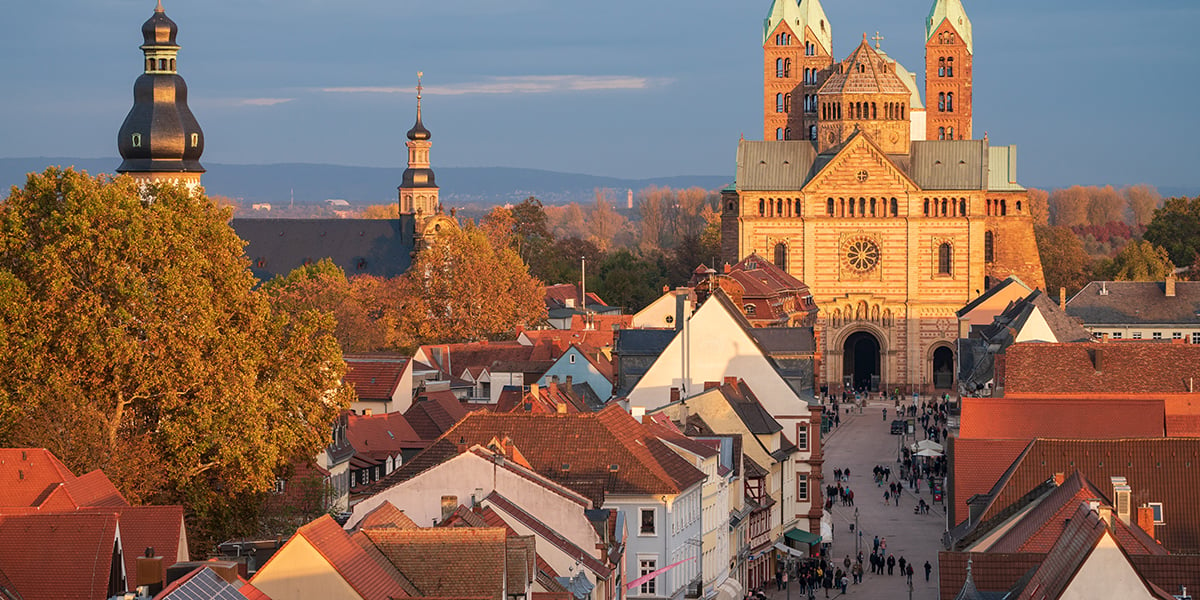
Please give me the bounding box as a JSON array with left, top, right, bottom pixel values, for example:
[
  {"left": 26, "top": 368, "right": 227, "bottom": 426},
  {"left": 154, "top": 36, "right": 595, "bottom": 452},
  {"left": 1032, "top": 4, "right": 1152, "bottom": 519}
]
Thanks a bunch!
[
  {"left": 193, "top": 97, "right": 295, "bottom": 109},
  {"left": 236, "top": 98, "right": 295, "bottom": 107},
  {"left": 322, "top": 75, "right": 667, "bottom": 96}
]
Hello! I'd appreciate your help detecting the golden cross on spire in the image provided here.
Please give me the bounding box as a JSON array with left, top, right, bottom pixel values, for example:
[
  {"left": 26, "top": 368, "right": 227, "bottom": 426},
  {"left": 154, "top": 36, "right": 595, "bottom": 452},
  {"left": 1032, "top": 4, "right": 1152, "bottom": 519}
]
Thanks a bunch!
[
  {"left": 416, "top": 71, "right": 424, "bottom": 117},
  {"left": 872, "top": 31, "right": 885, "bottom": 49}
]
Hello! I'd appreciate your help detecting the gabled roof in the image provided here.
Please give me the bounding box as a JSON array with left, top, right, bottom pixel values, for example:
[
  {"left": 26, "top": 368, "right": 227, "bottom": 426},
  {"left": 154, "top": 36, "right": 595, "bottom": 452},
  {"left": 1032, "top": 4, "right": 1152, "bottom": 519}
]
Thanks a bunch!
[
  {"left": 368, "top": 405, "right": 705, "bottom": 505},
  {"left": 970, "top": 438, "right": 1200, "bottom": 554},
  {"left": 819, "top": 38, "right": 911, "bottom": 97},
  {"left": 978, "top": 290, "right": 1092, "bottom": 345},
  {"left": 347, "top": 411, "right": 425, "bottom": 463},
  {"left": 1012, "top": 502, "right": 1172, "bottom": 600},
  {"left": 403, "top": 393, "right": 471, "bottom": 441},
  {"left": 720, "top": 381, "right": 784, "bottom": 436},
  {"left": 909, "top": 141, "right": 989, "bottom": 191},
  {"left": 344, "top": 355, "right": 411, "bottom": 400},
  {"left": 613, "top": 328, "right": 677, "bottom": 356},
  {"left": 257, "top": 514, "right": 410, "bottom": 600},
  {"left": 957, "top": 276, "right": 1033, "bottom": 318},
  {"left": 0, "top": 448, "right": 86, "bottom": 509},
  {"left": 734, "top": 141, "right": 820, "bottom": 192},
  {"left": 1003, "top": 342, "right": 1200, "bottom": 395},
  {"left": 729, "top": 254, "right": 811, "bottom": 297},
  {"left": 80, "top": 505, "right": 187, "bottom": 586},
  {"left": 355, "top": 500, "right": 419, "bottom": 531},
  {"left": 0, "top": 513, "right": 119, "bottom": 600},
  {"left": 364, "top": 527, "right": 515, "bottom": 600},
  {"left": 483, "top": 492, "right": 612, "bottom": 578},
  {"left": 1066, "top": 281, "right": 1200, "bottom": 326}
]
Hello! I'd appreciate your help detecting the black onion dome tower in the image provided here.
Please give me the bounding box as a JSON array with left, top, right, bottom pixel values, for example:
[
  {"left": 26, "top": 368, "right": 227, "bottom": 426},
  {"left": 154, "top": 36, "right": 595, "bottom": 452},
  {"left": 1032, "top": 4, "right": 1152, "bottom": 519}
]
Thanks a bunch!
[
  {"left": 399, "top": 72, "right": 439, "bottom": 216},
  {"left": 116, "top": 0, "right": 205, "bottom": 186}
]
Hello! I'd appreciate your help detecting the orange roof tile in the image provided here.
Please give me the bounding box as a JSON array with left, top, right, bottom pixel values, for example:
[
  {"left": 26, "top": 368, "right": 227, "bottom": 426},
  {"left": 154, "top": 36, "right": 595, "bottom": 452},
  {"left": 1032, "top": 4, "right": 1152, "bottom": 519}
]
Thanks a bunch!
[
  {"left": 255, "top": 514, "right": 409, "bottom": 600},
  {"left": 66, "top": 470, "right": 130, "bottom": 508},
  {"left": 78, "top": 505, "right": 186, "bottom": 585},
  {"left": 0, "top": 513, "right": 119, "bottom": 600},
  {"left": 0, "top": 448, "right": 79, "bottom": 509},
  {"left": 344, "top": 355, "right": 411, "bottom": 400},
  {"left": 1004, "top": 343, "right": 1200, "bottom": 395},
  {"left": 364, "top": 527, "right": 512, "bottom": 600},
  {"left": 948, "top": 438, "right": 1031, "bottom": 527},
  {"left": 959, "top": 397, "right": 1166, "bottom": 440},
  {"left": 348, "top": 411, "right": 425, "bottom": 463},
  {"left": 356, "top": 500, "right": 419, "bottom": 531}
]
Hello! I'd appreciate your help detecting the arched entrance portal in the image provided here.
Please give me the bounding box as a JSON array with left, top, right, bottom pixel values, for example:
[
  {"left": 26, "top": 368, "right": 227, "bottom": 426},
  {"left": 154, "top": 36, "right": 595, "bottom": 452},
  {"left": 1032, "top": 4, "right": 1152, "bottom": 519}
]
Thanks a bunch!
[
  {"left": 843, "top": 332, "right": 882, "bottom": 392},
  {"left": 932, "top": 346, "right": 955, "bottom": 390}
]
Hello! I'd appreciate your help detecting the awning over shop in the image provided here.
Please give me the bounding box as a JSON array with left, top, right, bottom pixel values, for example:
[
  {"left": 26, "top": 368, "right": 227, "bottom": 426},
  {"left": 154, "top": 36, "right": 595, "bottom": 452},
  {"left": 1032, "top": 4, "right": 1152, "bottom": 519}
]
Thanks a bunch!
[
  {"left": 784, "top": 527, "right": 821, "bottom": 545},
  {"left": 773, "top": 542, "right": 808, "bottom": 558},
  {"left": 713, "top": 577, "right": 744, "bottom": 600}
]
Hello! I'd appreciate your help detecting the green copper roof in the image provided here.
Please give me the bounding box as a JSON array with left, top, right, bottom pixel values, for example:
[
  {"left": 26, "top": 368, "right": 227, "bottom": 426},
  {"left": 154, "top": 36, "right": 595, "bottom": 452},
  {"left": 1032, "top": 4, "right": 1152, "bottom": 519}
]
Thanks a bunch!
[
  {"left": 763, "top": 0, "right": 832, "bottom": 56},
  {"left": 927, "top": 0, "right": 973, "bottom": 55}
]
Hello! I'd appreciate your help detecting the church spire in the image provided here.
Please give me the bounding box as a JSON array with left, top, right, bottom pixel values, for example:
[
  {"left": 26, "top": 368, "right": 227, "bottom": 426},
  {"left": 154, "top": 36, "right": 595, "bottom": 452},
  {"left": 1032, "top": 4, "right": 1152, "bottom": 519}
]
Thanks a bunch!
[
  {"left": 407, "top": 71, "right": 431, "bottom": 142},
  {"left": 116, "top": 1, "right": 205, "bottom": 187},
  {"left": 927, "top": 0, "right": 973, "bottom": 55},
  {"left": 399, "top": 72, "right": 438, "bottom": 216}
]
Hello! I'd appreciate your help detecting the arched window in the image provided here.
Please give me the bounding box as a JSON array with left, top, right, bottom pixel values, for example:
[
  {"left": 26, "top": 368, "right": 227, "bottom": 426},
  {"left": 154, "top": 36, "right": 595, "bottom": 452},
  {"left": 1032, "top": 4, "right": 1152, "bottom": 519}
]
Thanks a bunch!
[
  {"left": 777, "top": 198, "right": 784, "bottom": 215},
  {"left": 939, "top": 57, "right": 946, "bottom": 77},
  {"left": 727, "top": 201, "right": 736, "bottom": 213},
  {"left": 938, "top": 243, "right": 953, "bottom": 275},
  {"left": 1016, "top": 200, "right": 1023, "bottom": 213},
  {"left": 941, "top": 199, "right": 949, "bottom": 216},
  {"left": 784, "top": 94, "right": 792, "bottom": 112},
  {"left": 901, "top": 105, "right": 905, "bottom": 119},
  {"left": 959, "top": 199, "right": 967, "bottom": 215},
  {"left": 923, "top": 199, "right": 930, "bottom": 216},
  {"left": 870, "top": 198, "right": 877, "bottom": 217},
  {"left": 776, "top": 93, "right": 785, "bottom": 113},
  {"left": 938, "top": 127, "right": 946, "bottom": 140},
  {"left": 891, "top": 198, "right": 899, "bottom": 217},
  {"left": 774, "top": 243, "right": 788, "bottom": 270},
  {"left": 784, "top": 127, "right": 792, "bottom": 139},
  {"left": 847, "top": 198, "right": 854, "bottom": 217},
  {"left": 759, "top": 199, "right": 765, "bottom": 216},
  {"left": 948, "top": 126, "right": 955, "bottom": 139},
  {"left": 938, "top": 93, "right": 946, "bottom": 112},
  {"left": 159, "top": 58, "right": 167, "bottom": 70},
  {"left": 776, "top": 58, "right": 785, "bottom": 78},
  {"left": 131, "top": 133, "right": 142, "bottom": 148},
  {"left": 947, "top": 93, "right": 954, "bottom": 112},
  {"left": 985, "top": 231, "right": 995, "bottom": 263},
  {"left": 190, "top": 133, "right": 199, "bottom": 148},
  {"left": 784, "top": 58, "right": 792, "bottom": 77},
  {"left": 795, "top": 199, "right": 802, "bottom": 215},
  {"left": 146, "top": 58, "right": 154, "bottom": 71},
  {"left": 871, "top": 103, "right": 877, "bottom": 119},
  {"left": 859, "top": 197, "right": 866, "bottom": 216},
  {"left": 947, "top": 57, "right": 954, "bottom": 77},
  {"left": 776, "top": 128, "right": 784, "bottom": 141},
  {"left": 1001, "top": 200, "right": 1008, "bottom": 216},
  {"left": 809, "top": 125, "right": 817, "bottom": 140},
  {"left": 169, "top": 58, "right": 175, "bottom": 71}
]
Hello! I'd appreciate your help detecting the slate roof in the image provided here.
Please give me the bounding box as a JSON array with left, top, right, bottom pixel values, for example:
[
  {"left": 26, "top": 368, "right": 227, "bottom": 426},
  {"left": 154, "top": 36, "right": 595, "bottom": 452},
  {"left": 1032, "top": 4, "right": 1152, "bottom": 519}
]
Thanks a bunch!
[
  {"left": 344, "top": 355, "right": 411, "bottom": 401},
  {"left": 232, "top": 217, "right": 417, "bottom": 282},
  {"left": 970, "top": 438, "right": 1200, "bottom": 554},
  {"left": 613, "top": 329, "right": 677, "bottom": 356},
  {"left": 980, "top": 290, "right": 1092, "bottom": 345},
  {"left": 364, "top": 527, "right": 516, "bottom": 600},
  {"left": 958, "top": 397, "right": 1166, "bottom": 440},
  {"left": 256, "top": 514, "right": 410, "bottom": 600},
  {"left": 1003, "top": 342, "right": 1200, "bottom": 395},
  {"left": 367, "top": 405, "right": 706, "bottom": 506},
  {"left": 956, "top": 276, "right": 1033, "bottom": 318},
  {"left": 0, "top": 512, "right": 119, "bottom": 600},
  {"left": 1066, "top": 281, "right": 1200, "bottom": 326},
  {"left": 734, "top": 134, "right": 1024, "bottom": 195},
  {"left": 720, "top": 381, "right": 784, "bottom": 435}
]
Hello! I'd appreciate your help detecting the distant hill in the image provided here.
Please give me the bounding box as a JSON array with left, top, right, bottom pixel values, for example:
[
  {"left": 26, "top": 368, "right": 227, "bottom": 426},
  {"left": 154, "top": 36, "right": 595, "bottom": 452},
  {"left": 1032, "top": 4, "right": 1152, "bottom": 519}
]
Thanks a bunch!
[{"left": 0, "top": 157, "right": 733, "bottom": 208}]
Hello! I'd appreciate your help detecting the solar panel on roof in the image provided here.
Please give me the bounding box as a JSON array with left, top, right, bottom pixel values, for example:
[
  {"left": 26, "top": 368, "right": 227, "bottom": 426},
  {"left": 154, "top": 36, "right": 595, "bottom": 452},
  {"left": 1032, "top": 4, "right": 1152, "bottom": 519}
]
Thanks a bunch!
[{"left": 162, "top": 568, "right": 249, "bottom": 600}]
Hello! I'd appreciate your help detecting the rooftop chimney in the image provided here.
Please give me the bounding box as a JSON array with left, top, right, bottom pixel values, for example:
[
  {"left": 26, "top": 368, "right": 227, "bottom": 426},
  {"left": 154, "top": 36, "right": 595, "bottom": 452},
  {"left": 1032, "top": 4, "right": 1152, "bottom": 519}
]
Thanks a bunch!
[
  {"left": 363, "top": 408, "right": 373, "bottom": 417},
  {"left": 136, "top": 549, "right": 164, "bottom": 597},
  {"left": 1091, "top": 348, "right": 1104, "bottom": 373},
  {"left": 631, "top": 407, "right": 646, "bottom": 423},
  {"left": 1097, "top": 505, "right": 1114, "bottom": 529},
  {"left": 1166, "top": 275, "right": 1177, "bottom": 298},
  {"left": 529, "top": 383, "right": 539, "bottom": 398},
  {"left": 1137, "top": 505, "right": 1157, "bottom": 541},
  {"left": 1059, "top": 287, "right": 1067, "bottom": 307},
  {"left": 704, "top": 381, "right": 721, "bottom": 391},
  {"left": 1053, "top": 473, "right": 1065, "bottom": 486},
  {"left": 669, "top": 387, "right": 681, "bottom": 404},
  {"left": 724, "top": 376, "right": 739, "bottom": 386}
]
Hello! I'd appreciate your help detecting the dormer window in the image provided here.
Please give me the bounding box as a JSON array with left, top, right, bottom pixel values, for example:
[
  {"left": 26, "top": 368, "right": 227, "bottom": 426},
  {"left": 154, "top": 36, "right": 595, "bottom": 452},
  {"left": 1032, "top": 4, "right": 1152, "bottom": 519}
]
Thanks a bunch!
[{"left": 131, "top": 133, "right": 142, "bottom": 148}]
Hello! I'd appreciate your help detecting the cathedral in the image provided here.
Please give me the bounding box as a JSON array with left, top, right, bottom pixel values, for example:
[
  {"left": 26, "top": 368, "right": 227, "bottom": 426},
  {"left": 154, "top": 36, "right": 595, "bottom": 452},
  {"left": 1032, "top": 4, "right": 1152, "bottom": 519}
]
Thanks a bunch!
[
  {"left": 723, "top": 0, "right": 1045, "bottom": 394},
  {"left": 115, "top": 2, "right": 454, "bottom": 281}
]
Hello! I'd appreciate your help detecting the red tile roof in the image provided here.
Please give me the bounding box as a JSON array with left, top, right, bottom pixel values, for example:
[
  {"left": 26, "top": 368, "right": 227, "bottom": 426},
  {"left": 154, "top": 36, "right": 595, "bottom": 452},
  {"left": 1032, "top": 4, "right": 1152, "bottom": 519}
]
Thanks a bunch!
[
  {"left": 355, "top": 500, "right": 419, "bottom": 531},
  {"left": 948, "top": 438, "right": 1031, "bottom": 526},
  {"left": 420, "top": 340, "right": 562, "bottom": 379},
  {"left": 347, "top": 411, "right": 425, "bottom": 463},
  {"left": 344, "top": 355, "right": 411, "bottom": 400},
  {"left": 0, "top": 513, "right": 119, "bottom": 600},
  {"left": 404, "top": 393, "right": 471, "bottom": 441},
  {"left": 370, "top": 405, "right": 706, "bottom": 505},
  {"left": 1003, "top": 342, "right": 1200, "bottom": 395},
  {"left": 66, "top": 470, "right": 130, "bottom": 508},
  {"left": 254, "top": 514, "right": 409, "bottom": 600},
  {"left": 544, "top": 284, "right": 609, "bottom": 310},
  {"left": 0, "top": 448, "right": 84, "bottom": 509},
  {"left": 364, "top": 527, "right": 513, "bottom": 600},
  {"left": 959, "top": 397, "right": 1166, "bottom": 440},
  {"left": 78, "top": 505, "right": 187, "bottom": 585},
  {"left": 968, "top": 438, "right": 1200, "bottom": 554}
]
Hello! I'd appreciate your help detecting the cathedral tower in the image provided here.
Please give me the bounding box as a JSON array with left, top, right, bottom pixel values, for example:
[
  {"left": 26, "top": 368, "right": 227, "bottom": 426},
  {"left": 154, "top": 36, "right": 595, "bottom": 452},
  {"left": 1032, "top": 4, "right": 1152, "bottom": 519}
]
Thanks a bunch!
[
  {"left": 817, "top": 36, "right": 913, "bottom": 155},
  {"left": 399, "top": 72, "right": 439, "bottom": 217},
  {"left": 116, "top": 1, "right": 205, "bottom": 188},
  {"left": 925, "top": 0, "right": 973, "bottom": 140},
  {"left": 763, "top": 0, "right": 833, "bottom": 141}
]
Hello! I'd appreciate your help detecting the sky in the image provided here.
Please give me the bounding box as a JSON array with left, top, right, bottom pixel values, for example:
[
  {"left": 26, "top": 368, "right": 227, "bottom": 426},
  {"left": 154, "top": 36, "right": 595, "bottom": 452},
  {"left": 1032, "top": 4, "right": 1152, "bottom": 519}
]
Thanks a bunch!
[{"left": 1, "top": 0, "right": 1198, "bottom": 188}]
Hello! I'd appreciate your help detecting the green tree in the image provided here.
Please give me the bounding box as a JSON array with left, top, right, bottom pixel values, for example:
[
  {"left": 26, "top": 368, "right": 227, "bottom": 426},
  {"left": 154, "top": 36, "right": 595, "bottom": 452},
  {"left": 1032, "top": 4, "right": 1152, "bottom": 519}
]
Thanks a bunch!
[
  {"left": 1143, "top": 196, "right": 1200, "bottom": 269},
  {"left": 589, "top": 250, "right": 669, "bottom": 312},
  {"left": 0, "top": 169, "right": 350, "bottom": 548},
  {"left": 398, "top": 224, "right": 546, "bottom": 343},
  {"left": 1034, "top": 224, "right": 1093, "bottom": 296},
  {"left": 1095, "top": 240, "right": 1175, "bottom": 282}
]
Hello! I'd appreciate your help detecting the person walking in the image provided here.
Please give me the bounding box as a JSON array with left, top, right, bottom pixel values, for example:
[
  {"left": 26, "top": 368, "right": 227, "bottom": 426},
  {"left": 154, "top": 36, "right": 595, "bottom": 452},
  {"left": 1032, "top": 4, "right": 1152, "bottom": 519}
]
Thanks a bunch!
[
  {"left": 883, "top": 490, "right": 890, "bottom": 505},
  {"left": 852, "top": 561, "right": 863, "bottom": 584},
  {"left": 906, "top": 564, "right": 914, "bottom": 584},
  {"left": 924, "top": 561, "right": 932, "bottom": 582},
  {"left": 898, "top": 556, "right": 907, "bottom": 576}
]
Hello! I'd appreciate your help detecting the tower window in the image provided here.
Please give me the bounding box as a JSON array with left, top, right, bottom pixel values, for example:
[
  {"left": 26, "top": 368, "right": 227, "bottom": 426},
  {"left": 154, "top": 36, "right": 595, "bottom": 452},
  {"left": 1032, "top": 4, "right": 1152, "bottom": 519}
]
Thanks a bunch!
[
  {"left": 131, "top": 133, "right": 142, "bottom": 148},
  {"left": 938, "top": 243, "right": 953, "bottom": 275},
  {"left": 947, "top": 57, "right": 954, "bottom": 77},
  {"left": 827, "top": 198, "right": 835, "bottom": 216},
  {"left": 169, "top": 58, "right": 175, "bottom": 71},
  {"left": 939, "top": 57, "right": 946, "bottom": 77},
  {"left": 938, "top": 93, "right": 946, "bottom": 112},
  {"left": 938, "top": 127, "right": 946, "bottom": 140},
  {"left": 947, "top": 93, "right": 954, "bottom": 112},
  {"left": 776, "top": 58, "right": 785, "bottom": 78},
  {"left": 985, "top": 231, "right": 995, "bottom": 263},
  {"left": 159, "top": 58, "right": 167, "bottom": 71},
  {"left": 809, "top": 125, "right": 817, "bottom": 140},
  {"left": 960, "top": 199, "right": 967, "bottom": 216},
  {"left": 774, "top": 243, "right": 787, "bottom": 270},
  {"left": 891, "top": 198, "right": 899, "bottom": 217},
  {"left": 776, "top": 128, "right": 784, "bottom": 141},
  {"left": 190, "top": 133, "right": 199, "bottom": 148},
  {"left": 948, "top": 126, "right": 955, "bottom": 139},
  {"left": 776, "top": 93, "right": 785, "bottom": 113},
  {"left": 784, "top": 93, "right": 791, "bottom": 112},
  {"left": 784, "top": 58, "right": 792, "bottom": 78},
  {"left": 146, "top": 58, "right": 154, "bottom": 72},
  {"left": 784, "top": 127, "right": 791, "bottom": 139},
  {"left": 759, "top": 199, "right": 765, "bottom": 216}
]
